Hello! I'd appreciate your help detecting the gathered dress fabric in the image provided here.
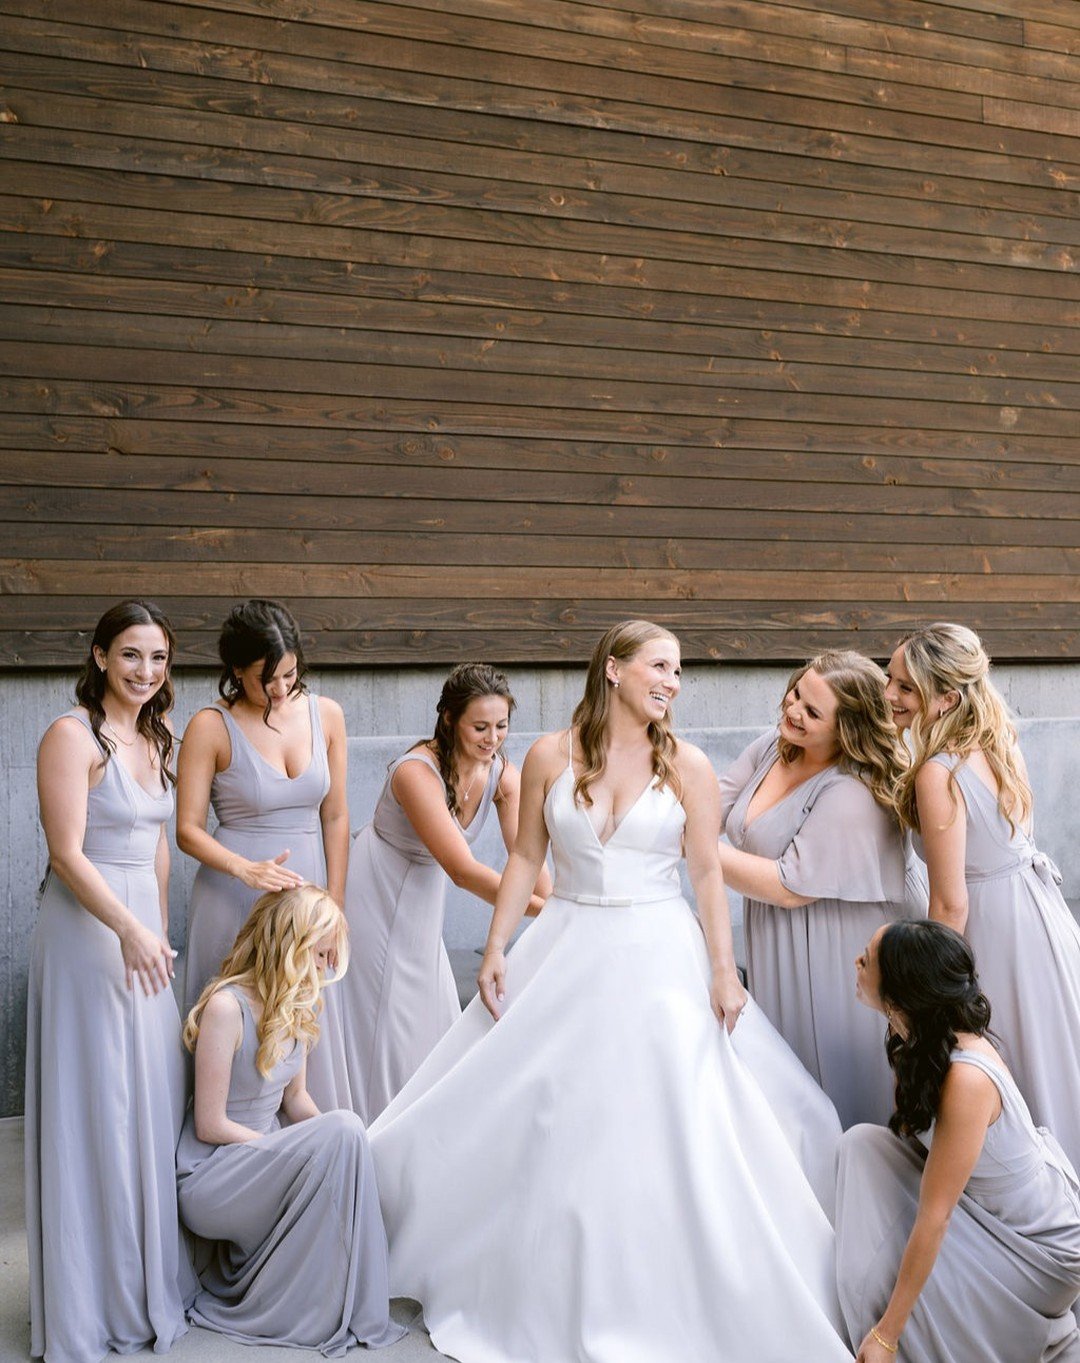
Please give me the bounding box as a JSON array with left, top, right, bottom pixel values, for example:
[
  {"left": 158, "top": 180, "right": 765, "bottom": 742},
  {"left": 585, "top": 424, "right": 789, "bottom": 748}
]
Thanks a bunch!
[
  {"left": 181, "top": 695, "right": 350, "bottom": 1111},
  {"left": 720, "top": 731, "right": 918, "bottom": 1129},
  {"left": 916, "top": 753, "right": 1080, "bottom": 1179},
  {"left": 342, "top": 750, "right": 502, "bottom": 1123},
  {"left": 837, "top": 1050, "right": 1080, "bottom": 1363},
  {"left": 176, "top": 988, "right": 404, "bottom": 1356},
  {"left": 25, "top": 711, "right": 195, "bottom": 1363},
  {"left": 369, "top": 750, "right": 853, "bottom": 1363}
]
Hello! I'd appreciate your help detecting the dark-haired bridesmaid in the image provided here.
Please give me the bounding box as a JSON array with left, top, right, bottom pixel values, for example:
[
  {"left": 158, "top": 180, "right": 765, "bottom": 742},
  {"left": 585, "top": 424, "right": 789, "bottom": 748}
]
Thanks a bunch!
[
  {"left": 838, "top": 920, "right": 1080, "bottom": 1363},
  {"left": 341, "top": 662, "right": 551, "bottom": 1122},
  {"left": 27, "top": 599, "right": 195, "bottom": 1363},
  {"left": 177, "top": 599, "right": 351, "bottom": 1110}
]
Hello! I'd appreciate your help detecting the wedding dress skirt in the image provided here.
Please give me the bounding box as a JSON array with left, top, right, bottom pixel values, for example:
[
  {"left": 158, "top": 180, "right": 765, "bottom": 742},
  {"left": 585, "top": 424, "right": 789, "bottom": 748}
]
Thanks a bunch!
[{"left": 369, "top": 764, "right": 852, "bottom": 1363}]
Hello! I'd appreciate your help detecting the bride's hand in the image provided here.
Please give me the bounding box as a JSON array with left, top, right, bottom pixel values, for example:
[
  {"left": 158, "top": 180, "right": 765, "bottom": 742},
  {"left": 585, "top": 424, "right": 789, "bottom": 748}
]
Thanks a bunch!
[
  {"left": 710, "top": 967, "right": 747, "bottom": 1034},
  {"left": 478, "top": 948, "right": 508, "bottom": 1021}
]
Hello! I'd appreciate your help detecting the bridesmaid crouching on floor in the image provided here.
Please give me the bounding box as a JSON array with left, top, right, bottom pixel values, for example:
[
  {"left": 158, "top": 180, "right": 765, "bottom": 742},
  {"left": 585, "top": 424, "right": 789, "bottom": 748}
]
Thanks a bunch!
[
  {"left": 178, "top": 884, "right": 405, "bottom": 1355},
  {"left": 717, "top": 650, "right": 920, "bottom": 1129},
  {"left": 839, "top": 920, "right": 1080, "bottom": 1363},
  {"left": 27, "top": 599, "right": 195, "bottom": 1363}
]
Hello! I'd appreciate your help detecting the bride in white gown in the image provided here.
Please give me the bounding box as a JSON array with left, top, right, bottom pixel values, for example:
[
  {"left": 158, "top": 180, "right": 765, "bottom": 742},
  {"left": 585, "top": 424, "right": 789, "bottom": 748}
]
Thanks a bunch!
[{"left": 369, "top": 621, "right": 854, "bottom": 1363}]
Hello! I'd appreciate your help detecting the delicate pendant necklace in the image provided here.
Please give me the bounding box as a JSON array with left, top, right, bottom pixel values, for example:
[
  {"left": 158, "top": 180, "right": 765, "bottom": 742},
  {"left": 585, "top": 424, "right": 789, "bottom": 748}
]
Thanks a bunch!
[{"left": 102, "top": 719, "right": 137, "bottom": 747}]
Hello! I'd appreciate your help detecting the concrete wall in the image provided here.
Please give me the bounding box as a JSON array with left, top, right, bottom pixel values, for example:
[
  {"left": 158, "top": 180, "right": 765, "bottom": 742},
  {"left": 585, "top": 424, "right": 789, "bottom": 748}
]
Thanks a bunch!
[{"left": 3, "top": 662, "right": 1079, "bottom": 1116}]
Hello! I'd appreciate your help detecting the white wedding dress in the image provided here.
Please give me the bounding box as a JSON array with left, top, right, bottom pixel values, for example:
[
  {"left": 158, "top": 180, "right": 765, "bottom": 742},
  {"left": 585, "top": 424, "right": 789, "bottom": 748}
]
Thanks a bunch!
[{"left": 369, "top": 747, "right": 854, "bottom": 1363}]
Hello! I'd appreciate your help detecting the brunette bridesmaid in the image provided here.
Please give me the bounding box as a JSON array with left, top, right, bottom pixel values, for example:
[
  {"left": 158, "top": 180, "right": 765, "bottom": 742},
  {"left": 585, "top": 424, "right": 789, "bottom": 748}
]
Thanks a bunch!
[
  {"left": 718, "top": 650, "right": 917, "bottom": 1128},
  {"left": 26, "top": 600, "right": 195, "bottom": 1363},
  {"left": 838, "top": 920, "right": 1080, "bottom": 1363},
  {"left": 177, "top": 599, "right": 351, "bottom": 1110},
  {"left": 887, "top": 621, "right": 1080, "bottom": 1177},
  {"left": 342, "top": 663, "right": 551, "bottom": 1122},
  {"left": 178, "top": 885, "right": 404, "bottom": 1354}
]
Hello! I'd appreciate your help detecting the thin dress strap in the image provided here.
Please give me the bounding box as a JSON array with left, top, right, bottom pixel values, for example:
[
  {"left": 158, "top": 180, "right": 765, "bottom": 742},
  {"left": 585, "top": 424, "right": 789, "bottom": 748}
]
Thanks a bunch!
[{"left": 566, "top": 728, "right": 574, "bottom": 770}]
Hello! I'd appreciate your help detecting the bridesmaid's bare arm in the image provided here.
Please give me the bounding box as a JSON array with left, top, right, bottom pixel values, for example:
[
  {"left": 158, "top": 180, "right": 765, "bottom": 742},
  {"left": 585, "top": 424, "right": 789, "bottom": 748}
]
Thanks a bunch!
[
  {"left": 176, "top": 708, "right": 303, "bottom": 892},
  {"left": 193, "top": 990, "right": 263, "bottom": 1145},
  {"left": 716, "top": 842, "right": 815, "bottom": 910},
  {"left": 864, "top": 1063, "right": 998, "bottom": 1360},
  {"left": 317, "top": 696, "right": 350, "bottom": 906},
  {"left": 280, "top": 1057, "right": 320, "bottom": 1125},
  {"left": 392, "top": 759, "right": 546, "bottom": 914},
  {"left": 916, "top": 762, "right": 969, "bottom": 933},
  {"left": 37, "top": 716, "right": 174, "bottom": 995}
]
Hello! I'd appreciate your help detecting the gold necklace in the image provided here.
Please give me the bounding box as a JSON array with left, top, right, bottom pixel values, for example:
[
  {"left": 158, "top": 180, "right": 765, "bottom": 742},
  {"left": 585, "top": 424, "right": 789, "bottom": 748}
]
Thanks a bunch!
[{"left": 102, "top": 719, "right": 138, "bottom": 747}]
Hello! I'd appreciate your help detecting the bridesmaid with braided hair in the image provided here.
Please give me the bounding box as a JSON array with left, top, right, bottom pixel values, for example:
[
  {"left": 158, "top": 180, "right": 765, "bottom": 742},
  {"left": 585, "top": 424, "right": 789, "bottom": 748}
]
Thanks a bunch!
[{"left": 341, "top": 663, "right": 551, "bottom": 1122}]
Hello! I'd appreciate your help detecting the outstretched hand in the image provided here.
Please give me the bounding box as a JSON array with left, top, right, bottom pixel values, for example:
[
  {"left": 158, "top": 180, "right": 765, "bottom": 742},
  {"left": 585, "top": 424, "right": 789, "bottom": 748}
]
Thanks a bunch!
[{"left": 232, "top": 850, "right": 304, "bottom": 892}]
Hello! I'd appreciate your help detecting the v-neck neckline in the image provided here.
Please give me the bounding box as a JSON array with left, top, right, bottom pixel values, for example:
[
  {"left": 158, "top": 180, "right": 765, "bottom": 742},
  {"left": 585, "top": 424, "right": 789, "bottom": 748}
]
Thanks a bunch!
[
  {"left": 563, "top": 766, "right": 657, "bottom": 849},
  {"left": 743, "top": 750, "right": 832, "bottom": 831},
  {"left": 223, "top": 698, "right": 315, "bottom": 782}
]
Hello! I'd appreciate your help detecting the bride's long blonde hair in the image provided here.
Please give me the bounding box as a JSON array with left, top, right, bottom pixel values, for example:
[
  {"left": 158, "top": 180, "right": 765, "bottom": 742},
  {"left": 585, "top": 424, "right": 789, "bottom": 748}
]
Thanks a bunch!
[
  {"left": 183, "top": 884, "right": 349, "bottom": 1077},
  {"left": 570, "top": 620, "right": 681, "bottom": 806},
  {"left": 892, "top": 622, "right": 1031, "bottom": 834},
  {"left": 779, "top": 650, "right": 908, "bottom": 817}
]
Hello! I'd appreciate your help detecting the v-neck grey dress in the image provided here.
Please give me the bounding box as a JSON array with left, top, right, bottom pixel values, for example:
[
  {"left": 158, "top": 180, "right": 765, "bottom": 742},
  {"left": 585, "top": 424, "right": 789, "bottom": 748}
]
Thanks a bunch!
[
  {"left": 176, "top": 988, "right": 404, "bottom": 1356},
  {"left": 25, "top": 711, "right": 195, "bottom": 1363},
  {"left": 916, "top": 753, "right": 1080, "bottom": 1180},
  {"left": 720, "top": 730, "right": 917, "bottom": 1129},
  {"left": 342, "top": 750, "right": 503, "bottom": 1123},
  {"left": 837, "top": 1050, "right": 1080, "bottom": 1363},
  {"left": 181, "top": 695, "right": 351, "bottom": 1112}
]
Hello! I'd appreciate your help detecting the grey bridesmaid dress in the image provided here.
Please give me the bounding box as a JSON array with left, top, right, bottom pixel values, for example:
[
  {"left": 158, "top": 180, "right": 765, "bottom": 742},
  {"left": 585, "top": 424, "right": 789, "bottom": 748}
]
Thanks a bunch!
[
  {"left": 25, "top": 712, "right": 195, "bottom": 1363},
  {"left": 837, "top": 1050, "right": 1080, "bottom": 1362},
  {"left": 917, "top": 753, "right": 1080, "bottom": 1178},
  {"left": 176, "top": 987, "right": 404, "bottom": 1356},
  {"left": 341, "top": 749, "right": 503, "bottom": 1123},
  {"left": 181, "top": 694, "right": 350, "bottom": 1111},
  {"left": 720, "top": 730, "right": 917, "bottom": 1129}
]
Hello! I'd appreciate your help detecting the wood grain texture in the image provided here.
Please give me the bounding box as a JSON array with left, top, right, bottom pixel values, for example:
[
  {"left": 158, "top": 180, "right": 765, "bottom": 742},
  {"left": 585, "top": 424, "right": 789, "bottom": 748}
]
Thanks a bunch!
[{"left": 1, "top": 0, "right": 1078, "bottom": 664}]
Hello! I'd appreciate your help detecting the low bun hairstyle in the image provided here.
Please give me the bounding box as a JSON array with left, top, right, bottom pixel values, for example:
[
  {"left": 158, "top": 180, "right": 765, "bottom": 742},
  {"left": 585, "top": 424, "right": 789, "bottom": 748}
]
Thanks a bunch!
[
  {"left": 430, "top": 663, "right": 515, "bottom": 818},
  {"left": 218, "top": 600, "right": 307, "bottom": 724},
  {"left": 878, "top": 919, "right": 993, "bottom": 1137}
]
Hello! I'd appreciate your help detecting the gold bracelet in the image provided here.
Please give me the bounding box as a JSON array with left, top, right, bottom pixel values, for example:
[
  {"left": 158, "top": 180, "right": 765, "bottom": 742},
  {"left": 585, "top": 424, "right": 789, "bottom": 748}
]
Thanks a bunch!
[{"left": 870, "top": 1325, "right": 899, "bottom": 1355}]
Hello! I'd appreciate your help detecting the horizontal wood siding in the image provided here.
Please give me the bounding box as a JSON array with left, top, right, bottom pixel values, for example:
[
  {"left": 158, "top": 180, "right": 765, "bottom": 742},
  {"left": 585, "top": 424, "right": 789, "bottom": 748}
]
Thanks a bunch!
[{"left": 1, "top": 0, "right": 1078, "bottom": 664}]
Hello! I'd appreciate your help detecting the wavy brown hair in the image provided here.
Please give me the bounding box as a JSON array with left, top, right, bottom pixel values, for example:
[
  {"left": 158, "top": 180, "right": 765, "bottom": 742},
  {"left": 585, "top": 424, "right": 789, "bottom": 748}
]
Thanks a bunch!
[
  {"left": 427, "top": 663, "right": 515, "bottom": 818},
  {"left": 571, "top": 620, "right": 681, "bottom": 807},
  {"left": 778, "top": 650, "right": 907, "bottom": 817},
  {"left": 878, "top": 919, "right": 994, "bottom": 1137},
  {"left": 74, "top": 599, "right": 177, "bottom": 786},
  {"left": 184, "top": 884, "right": 349, "bottom": 1079},
  {"left": 892, "top": 623, "right": 1031, "bottom": 835}
]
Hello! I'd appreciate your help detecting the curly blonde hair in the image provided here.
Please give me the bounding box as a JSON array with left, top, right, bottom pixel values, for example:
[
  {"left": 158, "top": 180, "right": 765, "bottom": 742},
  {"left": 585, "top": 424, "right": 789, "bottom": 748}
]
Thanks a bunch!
[
  {"left": 183, "top": 884, "right": 349, "bottom": 1078},
  {"left": 778, "top": 650, "right": 907, "bottom": 817},
  {"left": 892, "top": 622, "right": 1030, "bottom": 834},
  {"left": 571, "top": 620, "right": 682, "bottom": 807}
]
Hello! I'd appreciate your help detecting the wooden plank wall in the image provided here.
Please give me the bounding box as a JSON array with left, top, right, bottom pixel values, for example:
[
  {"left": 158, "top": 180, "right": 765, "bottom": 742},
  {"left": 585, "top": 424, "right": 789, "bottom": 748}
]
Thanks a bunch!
[{"left": 1, "top": 0, "right": 1078, "bottom": 665}]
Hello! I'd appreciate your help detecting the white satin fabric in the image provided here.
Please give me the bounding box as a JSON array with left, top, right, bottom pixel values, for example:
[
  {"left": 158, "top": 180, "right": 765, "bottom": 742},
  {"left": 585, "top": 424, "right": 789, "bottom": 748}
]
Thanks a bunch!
[{"left": 370, "top": 763, "right": 853, "bottom": 1363}]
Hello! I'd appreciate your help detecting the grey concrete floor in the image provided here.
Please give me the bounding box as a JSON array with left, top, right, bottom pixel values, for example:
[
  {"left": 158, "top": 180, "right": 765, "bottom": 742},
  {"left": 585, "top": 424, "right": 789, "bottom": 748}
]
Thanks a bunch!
[{"left": 0, "top": 1117, "right": 451, "bottom": 1363}]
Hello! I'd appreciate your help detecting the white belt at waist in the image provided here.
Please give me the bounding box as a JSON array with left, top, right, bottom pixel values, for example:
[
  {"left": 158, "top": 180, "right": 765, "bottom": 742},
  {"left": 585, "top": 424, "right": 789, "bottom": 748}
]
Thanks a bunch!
[{"left": 555, "top": 889, "right": 676, "bottom": 907}]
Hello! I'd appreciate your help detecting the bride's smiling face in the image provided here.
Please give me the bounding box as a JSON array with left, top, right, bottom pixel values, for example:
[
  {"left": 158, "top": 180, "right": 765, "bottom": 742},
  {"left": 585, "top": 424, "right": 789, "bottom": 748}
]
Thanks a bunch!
[{"left": 608, "top": 637, "right": 682, "bottom": 723}]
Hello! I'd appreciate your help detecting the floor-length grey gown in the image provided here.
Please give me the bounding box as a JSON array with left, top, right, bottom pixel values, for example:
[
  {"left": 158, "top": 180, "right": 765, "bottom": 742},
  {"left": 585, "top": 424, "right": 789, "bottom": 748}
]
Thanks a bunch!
[
  {"left": 917, "top": 753, "right": 1080, "bottom": 1178},
  {"left": 837, "top": 1050, "right": 1080, "bottom": 1363},
  {"left": 181, "top": 695, "right": 350, "bottom": 1111},
  {"left": 341, "top": 749, "right": 502, "bottom": 1123},
  {"left": 176, "top": 987, "right": 404, "bottom": 1356},
  {"left": 25, "top": 711, "right": 195, "bottom": 1363},
  {"left": 720, "top": 731, "right": 917, "bottom": 1129}
]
